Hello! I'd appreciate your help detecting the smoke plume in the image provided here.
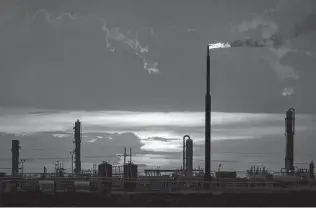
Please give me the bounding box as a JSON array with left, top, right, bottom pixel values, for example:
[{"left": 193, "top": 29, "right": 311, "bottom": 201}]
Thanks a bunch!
[
  {"left": 209, "top": 37, "right": 290, "bottom": 49},
  {"left": 231, "top": 0, "right": 316, "bottom": 96},
  {"left": 28, "top": 9, "right": 159, "bottom": 74},
  {"left": 100, "top": 19, "right": 159, "bottom": 74}
]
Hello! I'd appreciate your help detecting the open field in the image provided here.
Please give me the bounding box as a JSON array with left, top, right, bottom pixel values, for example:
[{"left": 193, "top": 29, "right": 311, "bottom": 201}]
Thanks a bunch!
[{"left": 2, "top": 190, "right": 316, "bottom": 206}]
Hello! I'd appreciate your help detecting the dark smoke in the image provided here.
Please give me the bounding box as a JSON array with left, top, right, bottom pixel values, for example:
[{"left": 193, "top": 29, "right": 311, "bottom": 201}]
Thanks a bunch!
[
  {"left": 231, "top": 12, "right": 316, "bottom": 49},
  {"left": 229, "top": 39, "right": 265, "bottom": 48},
  {"left": 292, "top": 14, "right": 316, "bottom": 38},
  {"left": 270, "top": 13, "right": 316, "bottom": 47}
]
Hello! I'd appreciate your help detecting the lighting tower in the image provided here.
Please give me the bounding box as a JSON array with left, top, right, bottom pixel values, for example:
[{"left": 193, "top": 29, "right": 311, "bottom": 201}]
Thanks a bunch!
[
  {"left": 73, "top": 119, "right": 82, "bottom": 174},
  {"left": 11, "top": 140, "right": 20, "bottom": 176},
  {"left": 285, "top": 108, "right": 295, "bottom": 173},
  {"left": 204, "top": 45, "right": 211, "bottom": 185}
]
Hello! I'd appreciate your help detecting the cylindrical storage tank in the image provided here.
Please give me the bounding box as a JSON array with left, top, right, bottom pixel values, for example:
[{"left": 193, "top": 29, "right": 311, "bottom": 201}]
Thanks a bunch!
[
  {"left": 273, "top": 175, "right": 300, "bottom": 183},
  {"left": 74, "top": 181, "right": 90, "bottom": 192},
  {"left": 124, "top": 163, "right": 138, "bottom": 192},
  {"left": 38, "top": 180, "right": 54, "bottom": 192},
  {"left": 98, "top": 162, "right": 113, "bottom": 193},
  {"left": 98, "top": 162, "right": 113, "bottom": 177},
  {"left": 185, "top": 138, "right": 193, "bottom": 177}
]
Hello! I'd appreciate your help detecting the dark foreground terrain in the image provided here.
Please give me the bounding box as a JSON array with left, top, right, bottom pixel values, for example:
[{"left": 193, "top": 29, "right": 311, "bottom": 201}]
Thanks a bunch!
[{"left": 2, "top": 191, "right": 316, "bottom": 206}]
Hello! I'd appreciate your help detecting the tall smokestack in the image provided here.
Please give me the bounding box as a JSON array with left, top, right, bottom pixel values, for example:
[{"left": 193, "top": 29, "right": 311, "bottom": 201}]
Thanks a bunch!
[
  {"left": 285, "top": 108, "right": 295, "bottom": 173},
  {"left": 204, "top": 46, "right": 211, "bottom": 185}
]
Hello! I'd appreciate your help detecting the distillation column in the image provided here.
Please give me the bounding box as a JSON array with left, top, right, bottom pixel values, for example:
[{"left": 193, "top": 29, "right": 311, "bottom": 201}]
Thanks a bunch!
[
  {"left": 285, "top": 108, "right": 295, "bottom": 173},
  {"left": 11, "top": 140, "right": 20, "bottom": 176},
  {"left": 183, "top": 135, "right": 190, "bottom": 174},
  {"left": 186, "top": 137, "right": 193, "bottom": 177},
  {"left": 74, "top": 119, "right": 82, "bottom": 174}
]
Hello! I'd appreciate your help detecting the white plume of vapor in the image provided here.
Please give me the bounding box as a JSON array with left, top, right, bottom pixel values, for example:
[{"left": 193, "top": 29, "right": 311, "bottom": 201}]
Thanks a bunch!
[
  {"left": 209, "top": 38, "right": 284, "bottom": 50},
  {"left": 100, "top": 20, "right": 159, "bottom": 74},
  {"left": 31, "top": 9, "right": 85, "bottom": 24},
  {"left": 231, "top": 0, "right": 316, "bottom": 96},
  {"left": 30, "top": 9, "right": 159, "bottom": 74},
  {"left": 282, "top": 87, "right": 295, "bottom": 96}
]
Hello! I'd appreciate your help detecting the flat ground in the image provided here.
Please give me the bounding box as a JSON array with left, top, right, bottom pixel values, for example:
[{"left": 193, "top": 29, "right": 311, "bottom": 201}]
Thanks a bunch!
[{"left": 2, "top": 190, "right": 316, "bottom": 206}]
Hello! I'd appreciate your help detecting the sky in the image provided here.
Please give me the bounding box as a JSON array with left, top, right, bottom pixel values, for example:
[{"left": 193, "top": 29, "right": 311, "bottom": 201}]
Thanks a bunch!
[{"left": 0, "top": 0, "right": 316, "bottom": 173}]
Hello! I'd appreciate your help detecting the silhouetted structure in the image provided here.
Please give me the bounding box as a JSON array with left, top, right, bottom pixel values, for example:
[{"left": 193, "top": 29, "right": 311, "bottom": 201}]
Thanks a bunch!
[
  {"left": 285, "top": 108, "right": 295, "bottom": 173},
  {"left": 310, "top": 161, "right": 315, "bottom": 179},
  {"left": 215, "top": 171, "right": 237, "bottom": 179},
  {"left": 205, "top": 45, "right": 211, "bottom": 186},
  {"left": 185, "top": 137, "right": 193, "bottom": 177},
  {"left": 11, "top": 140, "right": 20, "bottom": 176},
  {"left": 124, "top": 163, "right": 138, "bottom": 192},
  {"left": 73, "top": 119, "right": 82, "bottom": 174},
  {"left": 183, "top": 135, "right": 190, "bottom": 173},
  {"left": 98, "top": 162, "right": 113, "bottom": 177},
  {"left": 98, "top": 162, "right": 113, "bottom": 193}
]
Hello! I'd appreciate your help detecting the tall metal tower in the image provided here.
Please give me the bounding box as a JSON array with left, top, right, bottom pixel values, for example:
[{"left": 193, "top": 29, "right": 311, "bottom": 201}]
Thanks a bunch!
[
  {"left": 73, "top": 119, "right": 82, "bottom": 174},
  {"left": 11, "top": 140, "right": 20, "bottom": 176},
  {"left": 205, "top": 46, "right": 211, "bottom": 184},
  {"left": 285, "top": 108, "right": 295, "bottom": 173}
]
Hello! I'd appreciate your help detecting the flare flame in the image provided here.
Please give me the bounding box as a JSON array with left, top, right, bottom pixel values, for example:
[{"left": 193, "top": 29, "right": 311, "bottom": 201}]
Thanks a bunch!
[{"left": 209, "top": 39, "right": 270, "bottom": 50}]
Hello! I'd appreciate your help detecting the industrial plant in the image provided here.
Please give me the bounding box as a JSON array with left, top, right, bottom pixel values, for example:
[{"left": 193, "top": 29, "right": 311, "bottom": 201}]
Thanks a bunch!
[
  {"left": 1, "top": 45, "right": 316, "bottom": 206},
  {"left": 2, "top": 106, "right": 316, "bottom": 195}
]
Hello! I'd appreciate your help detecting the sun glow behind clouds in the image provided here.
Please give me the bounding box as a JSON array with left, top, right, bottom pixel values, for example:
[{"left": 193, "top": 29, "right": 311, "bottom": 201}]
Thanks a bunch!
[
  {"left": 0, "top": 109, "right": 289, "bottom": 134},
  {"left": 0, "top": 108, "right": 313, "bottom": 148}
]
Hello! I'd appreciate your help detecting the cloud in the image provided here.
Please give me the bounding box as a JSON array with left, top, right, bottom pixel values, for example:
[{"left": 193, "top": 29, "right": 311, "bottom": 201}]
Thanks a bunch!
[
  {"left": 0, "top": 131, "right": 144, "bottom": 172},
  {"left": 1, "top": 110, "right": 316, "bottom": 173},
  {"left": 0, "top": 107, "right": 315, "bottom": 154},
  {"left": 52, "top": 133, "right": 69, "bottom": 138},
  {"left": 0, "top": 108, "right": 298, "bottom": 133},
  {"left": 142, "top": 137, "right": 179, "bottom": 142},
  {"left": 0, "top": 107, "right": 315, "bottom": 172},
  {"left": 231, "top": 0, "right": 316, "bottom": 96}
]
